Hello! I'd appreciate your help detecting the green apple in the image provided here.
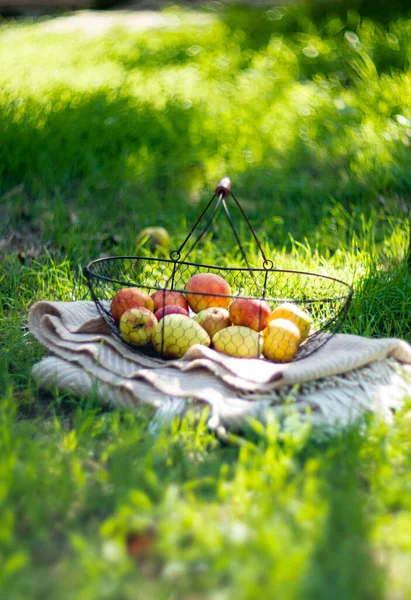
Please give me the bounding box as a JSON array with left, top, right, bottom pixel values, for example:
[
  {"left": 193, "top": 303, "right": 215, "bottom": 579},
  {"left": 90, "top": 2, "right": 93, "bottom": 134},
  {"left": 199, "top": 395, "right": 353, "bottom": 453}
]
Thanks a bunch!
[
  {"left": 152, "top": 314, "right": 210, "bottom": 358},
  {"left": 120, "top": 307, "right": 158, "bottom": 347}
]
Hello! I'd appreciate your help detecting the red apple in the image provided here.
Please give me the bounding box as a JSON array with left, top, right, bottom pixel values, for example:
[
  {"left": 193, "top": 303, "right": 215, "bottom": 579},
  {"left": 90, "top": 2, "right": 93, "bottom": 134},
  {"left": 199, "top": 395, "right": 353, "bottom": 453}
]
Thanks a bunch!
[
  {"left": 150, "top": 290, "right": 189, "bottom": 313},
  {"left": 229, "top": 297, "right": 272, "bottom": 332},
  {"left": 119, "top": 307, "right": 158, "bottom": 346},
  {"left": 154, "top": 305, "right": 189, "bottom": 321},
  {"left": 193, "top": 307, "right": 231, "bottom": 339},
  {"left": 111, "top": 287, "right": 154, "bottom": 323},
  {"left": 185, "top": 273, "right": 231, "bottom": 313}
]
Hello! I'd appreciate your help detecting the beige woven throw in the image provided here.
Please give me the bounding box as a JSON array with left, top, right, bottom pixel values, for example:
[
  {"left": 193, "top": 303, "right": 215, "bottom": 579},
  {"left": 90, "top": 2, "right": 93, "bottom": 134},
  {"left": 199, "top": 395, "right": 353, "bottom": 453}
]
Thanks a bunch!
[{"left": 28, "top": 301, "right": 411, "bottom": 431}]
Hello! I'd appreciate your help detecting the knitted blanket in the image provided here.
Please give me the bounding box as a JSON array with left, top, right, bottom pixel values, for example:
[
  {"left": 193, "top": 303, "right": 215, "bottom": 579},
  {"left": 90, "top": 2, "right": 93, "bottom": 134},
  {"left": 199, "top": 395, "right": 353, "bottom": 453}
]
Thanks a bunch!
[{"left": 28, "top": 301, "right": 411, "bottom": 432}]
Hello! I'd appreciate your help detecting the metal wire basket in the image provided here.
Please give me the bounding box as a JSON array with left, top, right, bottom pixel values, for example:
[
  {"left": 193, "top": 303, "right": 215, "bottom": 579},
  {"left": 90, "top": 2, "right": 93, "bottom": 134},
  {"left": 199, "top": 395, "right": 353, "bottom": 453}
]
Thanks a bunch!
[{"left": 84, "top": 177, "right": 353, "bottom": 361}]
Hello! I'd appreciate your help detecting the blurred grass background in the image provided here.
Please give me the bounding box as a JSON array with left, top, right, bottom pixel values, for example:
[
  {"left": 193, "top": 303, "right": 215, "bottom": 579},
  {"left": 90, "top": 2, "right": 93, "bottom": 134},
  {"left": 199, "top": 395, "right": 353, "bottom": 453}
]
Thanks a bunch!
[
  {"left": 1, "top": 1, "right": 411, "bottom": 598},
  {"left": 1, "top": 0, "right": 411, "bottom": 242}
]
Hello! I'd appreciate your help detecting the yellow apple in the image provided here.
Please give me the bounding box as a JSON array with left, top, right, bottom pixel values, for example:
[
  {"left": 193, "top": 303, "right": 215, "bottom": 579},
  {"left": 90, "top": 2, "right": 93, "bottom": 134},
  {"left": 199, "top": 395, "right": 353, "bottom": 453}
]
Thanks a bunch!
[
  {"left": 269, "top": 303, "right": 311, "bottom": 342},
  {"left": 262, "top": 318, "right": 301, "bottom": 362},
  {"left": 212, "top": 325, "right": 262, "bottom": 358}
]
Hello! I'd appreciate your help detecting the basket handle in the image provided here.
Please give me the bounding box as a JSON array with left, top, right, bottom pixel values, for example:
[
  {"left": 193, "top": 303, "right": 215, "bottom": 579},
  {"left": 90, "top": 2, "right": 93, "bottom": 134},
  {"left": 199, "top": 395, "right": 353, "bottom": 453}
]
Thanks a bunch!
[
  {"left": 215, "top": 177, "right": 232, "bottom": 198},
  {"left": 169, "top": 177, "right": 273, "bottom": 270},
  {"left": 169, "top": 179, "right": 228, "bottom": 261}
]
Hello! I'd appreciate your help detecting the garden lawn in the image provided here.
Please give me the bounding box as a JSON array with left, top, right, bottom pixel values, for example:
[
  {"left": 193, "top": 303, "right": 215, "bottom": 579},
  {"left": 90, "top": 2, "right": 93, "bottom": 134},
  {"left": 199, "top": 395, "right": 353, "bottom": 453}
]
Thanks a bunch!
[{"left": 1, "top": 3, "right": 411, "bottom": 598}]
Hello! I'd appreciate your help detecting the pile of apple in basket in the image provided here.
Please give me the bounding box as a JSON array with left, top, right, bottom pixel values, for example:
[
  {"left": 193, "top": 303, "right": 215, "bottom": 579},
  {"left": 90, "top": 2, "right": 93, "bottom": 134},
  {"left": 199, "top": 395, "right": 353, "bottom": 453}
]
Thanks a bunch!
[{"left": 110, "top": 272, "right": 311, "bottom": 362}]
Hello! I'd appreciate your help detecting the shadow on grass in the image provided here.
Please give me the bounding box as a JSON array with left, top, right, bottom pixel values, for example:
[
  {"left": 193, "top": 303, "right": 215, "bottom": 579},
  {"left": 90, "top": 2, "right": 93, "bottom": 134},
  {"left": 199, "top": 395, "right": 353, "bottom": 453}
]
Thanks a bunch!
[
  {"left": 301, "top": 424, "right": 386, "bottom": 600},
  {"left": 1, "top": 20, "right": 410, "bottom": 256},
  {"left": 0, "top": 88, "right": 341, "bottom": 250},
  {"left": 1, "top": 87, "right": 408, "bottom": 229},
  {"left": 0, "top": 91, "right": 205, "bottom": 206}
]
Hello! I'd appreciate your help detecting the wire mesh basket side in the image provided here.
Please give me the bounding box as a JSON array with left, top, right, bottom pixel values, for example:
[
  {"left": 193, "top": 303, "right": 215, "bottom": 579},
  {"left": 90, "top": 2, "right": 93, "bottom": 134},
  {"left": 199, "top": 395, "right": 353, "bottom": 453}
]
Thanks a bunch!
[
  {"left": 84, "top": 255, "right": 353, "bottom": 360},
  {"left": 84, "top": 177, "right": 353, "bottom": 361}
]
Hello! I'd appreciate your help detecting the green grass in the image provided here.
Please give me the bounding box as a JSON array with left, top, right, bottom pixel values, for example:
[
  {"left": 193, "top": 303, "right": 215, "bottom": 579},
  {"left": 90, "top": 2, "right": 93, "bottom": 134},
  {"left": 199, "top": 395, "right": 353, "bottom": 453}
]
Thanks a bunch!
[{"left": 1, "top": 2, "right": 411, "bottom": 598}]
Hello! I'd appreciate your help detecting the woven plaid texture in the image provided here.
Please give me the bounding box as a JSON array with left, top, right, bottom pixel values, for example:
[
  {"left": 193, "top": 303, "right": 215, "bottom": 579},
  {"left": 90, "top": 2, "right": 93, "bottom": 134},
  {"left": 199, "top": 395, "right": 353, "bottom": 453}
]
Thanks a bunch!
[{"left": 28, "top": 301, "right": 411, "bottom": 430}]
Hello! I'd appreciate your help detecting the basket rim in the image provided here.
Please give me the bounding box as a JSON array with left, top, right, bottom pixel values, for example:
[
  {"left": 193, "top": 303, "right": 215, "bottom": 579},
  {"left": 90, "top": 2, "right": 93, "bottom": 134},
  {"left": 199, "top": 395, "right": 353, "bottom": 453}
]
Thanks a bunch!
[
  {"left": 83, "top": 254, "right": 354, "bottom": 361},
  {"left": 83, "top": 255, "right": 354, "bottom": 298}
]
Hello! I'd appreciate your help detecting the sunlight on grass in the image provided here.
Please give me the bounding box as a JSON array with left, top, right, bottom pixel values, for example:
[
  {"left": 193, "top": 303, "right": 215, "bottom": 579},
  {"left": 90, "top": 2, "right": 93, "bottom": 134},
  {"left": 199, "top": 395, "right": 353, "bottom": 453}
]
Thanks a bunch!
[
  {"left": 1, "top": 3, "right": 411, "bottom": 598},
  {"left": 1, "top": 5, "right": 411, "bottom": 230}
]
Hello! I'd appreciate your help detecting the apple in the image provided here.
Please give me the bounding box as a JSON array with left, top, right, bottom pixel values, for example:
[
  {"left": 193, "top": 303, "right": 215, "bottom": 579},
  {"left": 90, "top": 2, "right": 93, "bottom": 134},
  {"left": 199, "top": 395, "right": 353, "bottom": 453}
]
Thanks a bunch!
[
  {"left": 269, "top": 303, "right": 311, "bottom": 342},
  {"left": 135, "top": 226, "right": 170, "bottom": 252},
  {"left": 151, "top": 290, "right": 189, "bottom": 313},
  {"left": 262, "top": 318, "right": 301, "bottom": 363},
  {"left": 154, "top": 305, "right": 189, "bottom": 321},
  {"left": 185, "top": 273, "right": 231, "bottom": 313},
  {"left": 212, "top": 326, "right": 262, "bottom": 358},
  {"left": 119, "top": 307, "right": 158, "bottom": 347},
  {"left": 229, "top": 297, "right": 272, "bottom": 332},
  {"left": 193, "top": 307, "right": 231, "bottom": 339},
  {"left": 152, "top": 314, "right": 210, "bottom": 358},
  {"left": 111, "top": 287, "right": 154, "bottom": 323}
]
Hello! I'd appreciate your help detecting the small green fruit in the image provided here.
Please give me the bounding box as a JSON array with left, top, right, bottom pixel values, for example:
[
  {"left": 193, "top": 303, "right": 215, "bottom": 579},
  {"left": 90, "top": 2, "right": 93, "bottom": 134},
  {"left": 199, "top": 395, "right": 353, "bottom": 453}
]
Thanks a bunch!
[{"left": 135, "top": 227, "right": 170, "bottom": 252}]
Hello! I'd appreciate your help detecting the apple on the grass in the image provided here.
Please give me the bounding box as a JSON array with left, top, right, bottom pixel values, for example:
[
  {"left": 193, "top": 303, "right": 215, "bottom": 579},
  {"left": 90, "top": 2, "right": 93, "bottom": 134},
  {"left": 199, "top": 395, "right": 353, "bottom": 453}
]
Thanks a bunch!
[
  {"left": 120, "top": 307, "right": 158, "bottom": 347},
  {"left": 229, "top": 297, "right": 272, "bottom": 332},
  {"left": 111, "top": 287, "right": 154, "bottom": 323},
  {"left": 194, "top": 307, "right": 231, "bottom": 339},
  {"left": 135, "top": 227, "right": 170, "bottom": 252},
  {"left": 185, "top": 273, "right": 231, "bottom": 313},
  {"left": 154, "top": 305, "right": 189, "bottom": 321},
  {"left": 151, "top": 290, "right": 189, "bottom": 313}
]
